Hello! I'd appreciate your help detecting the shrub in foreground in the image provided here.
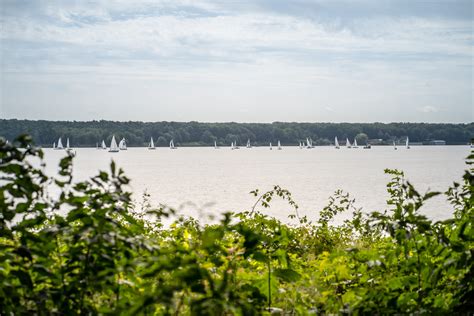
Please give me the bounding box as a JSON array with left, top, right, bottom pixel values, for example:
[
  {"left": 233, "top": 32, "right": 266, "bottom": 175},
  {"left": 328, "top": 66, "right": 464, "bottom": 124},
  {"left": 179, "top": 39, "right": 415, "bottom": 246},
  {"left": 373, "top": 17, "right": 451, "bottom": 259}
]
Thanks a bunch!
[{"left": 0, "top": 135, "right": 472, "bottom": 314}]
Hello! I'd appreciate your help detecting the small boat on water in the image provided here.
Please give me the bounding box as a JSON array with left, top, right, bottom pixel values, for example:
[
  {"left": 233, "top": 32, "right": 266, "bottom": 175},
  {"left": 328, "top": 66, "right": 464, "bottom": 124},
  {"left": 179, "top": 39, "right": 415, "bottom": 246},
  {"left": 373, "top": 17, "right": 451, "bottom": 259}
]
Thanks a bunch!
[
  {"left": 353, "top": 138, "right": 359, "bottom": 148},
  {"left": 65, "top": 138, "right": 76, "bottom": 156},
  {"left": 101, "top": 140, "right": 107, "bottom": 150},
  {"left": 148, "top": 137, "right": 156, "bottom": 150},
  {"left": 393, "top": 141, "right": 398, "bottom": 150},
  {"left": 246, "top": 139, "right": 252, "bottom": 148},
  {"left": 406, "top": 137, "right": 410, "bottom": 149},
  {"left": 363, "top": 143, "right": 371, "bottom": 149},
  {"left": 346, "top": 138, "right": 352, "bottom": 148},
  {"left": 269, "top": 142, "right": 273, "bottom": 150},
  {"left": 119, "top": 138, "right": 127, "bottom": 150},
  {"left": 170, "top": 139, "right": 177, "bottom": 149},
  {"left": 55, "top": 138, "right": 64, "bottom": 150},
  {"left": 278, "top": 140, "right": 282, "bottom": 150},
  {"left": 109, "top": 135, "right": 119, "bottom": 153},
  {"left": 53, "top": 141, "right": 56, "bottom": 149},
  {"left": 214, "top": 141, "right": 219, "bottom": 149},
  {"left": 299, "top": 141, "right": 303, "bottom": 149},
  {"left": 66, "top": 138, "right": 74, "bottom": 153},
  {"left": 335, "top": 137, "right": 340, "bottom": 149},
  {"left": 306, "top": 138, "right": 314, "bottom": 149}
]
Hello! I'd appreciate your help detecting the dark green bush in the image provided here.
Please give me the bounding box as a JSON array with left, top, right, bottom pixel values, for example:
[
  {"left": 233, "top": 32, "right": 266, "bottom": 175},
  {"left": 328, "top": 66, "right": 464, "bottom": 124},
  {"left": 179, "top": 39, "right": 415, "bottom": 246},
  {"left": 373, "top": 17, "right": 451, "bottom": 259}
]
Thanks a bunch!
[{"left": 0, "top": 135, "right": 472, "bottom": 314}]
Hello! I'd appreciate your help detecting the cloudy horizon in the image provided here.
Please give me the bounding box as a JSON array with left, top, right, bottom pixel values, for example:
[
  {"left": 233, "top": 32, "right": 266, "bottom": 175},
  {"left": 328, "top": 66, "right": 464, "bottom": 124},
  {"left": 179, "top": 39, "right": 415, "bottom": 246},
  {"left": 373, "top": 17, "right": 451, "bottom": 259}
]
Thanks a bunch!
[{"left": 1, "top": 0, "right": 472, "bottom": 123}]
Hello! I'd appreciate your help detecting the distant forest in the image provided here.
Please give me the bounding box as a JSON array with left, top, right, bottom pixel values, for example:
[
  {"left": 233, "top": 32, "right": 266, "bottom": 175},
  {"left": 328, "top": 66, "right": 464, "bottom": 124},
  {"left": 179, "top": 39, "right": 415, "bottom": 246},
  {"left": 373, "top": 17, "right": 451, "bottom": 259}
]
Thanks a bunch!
[{"left": 0, "top": 119, "right": 472, "bottom": 147}]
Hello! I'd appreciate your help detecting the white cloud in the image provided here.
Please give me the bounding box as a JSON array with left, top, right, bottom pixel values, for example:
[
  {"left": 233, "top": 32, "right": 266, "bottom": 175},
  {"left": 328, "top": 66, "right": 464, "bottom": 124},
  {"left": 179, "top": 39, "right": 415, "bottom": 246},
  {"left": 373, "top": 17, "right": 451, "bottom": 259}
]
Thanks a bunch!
[
  {"left": 1, "top": 0, "right": 472, "bottom": 122},
  {"left": 418, "top": 106, "right": 439, "bottom": 113}
]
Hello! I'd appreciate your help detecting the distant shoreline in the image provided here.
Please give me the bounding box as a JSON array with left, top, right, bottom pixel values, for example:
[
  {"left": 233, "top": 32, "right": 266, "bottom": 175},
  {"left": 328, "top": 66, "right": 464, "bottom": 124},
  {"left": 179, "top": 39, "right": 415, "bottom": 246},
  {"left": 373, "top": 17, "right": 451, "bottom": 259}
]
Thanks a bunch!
[{"left": 1, "top": 119, "right": 472, "bottom": 147}]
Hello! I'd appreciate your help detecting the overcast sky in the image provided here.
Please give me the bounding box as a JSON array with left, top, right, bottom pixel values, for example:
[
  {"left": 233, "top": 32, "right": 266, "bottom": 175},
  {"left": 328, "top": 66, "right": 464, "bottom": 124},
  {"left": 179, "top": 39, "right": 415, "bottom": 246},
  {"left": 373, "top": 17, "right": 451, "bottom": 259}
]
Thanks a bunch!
[{"left": 1, "top": 0, "right": 472, "bottom": 123}]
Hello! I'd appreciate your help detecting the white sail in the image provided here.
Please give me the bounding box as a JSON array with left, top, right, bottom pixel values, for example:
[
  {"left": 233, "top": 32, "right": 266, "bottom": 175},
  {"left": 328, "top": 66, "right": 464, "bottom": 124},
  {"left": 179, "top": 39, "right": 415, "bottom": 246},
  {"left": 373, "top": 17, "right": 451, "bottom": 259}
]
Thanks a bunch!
[
  {"left": 346, "top": 138, "right": 351, "bottom": 148},
  {"left": 101, "top": 140, "right": 106, "bottom": 149},
  {"left": 214, "top": 141, "right": 218, "bottom": 149},
  {"left": 57, "top": 138, "right": 64, "bottom": 150},
  {"left": 335, "top": 137, "right": 340, "bottom": 149},
  {"left": 353, "top": 138, "right": 358, "bottom": 148},
  {"left": 109, "top": 135, "right": 119, "bottom": 152},
  {"left": 170, "top": 139, "right": 177, "bottom": 149},
  {"left": 149, "top": 137, "right": 155, "bottom": 149},
  {"left": 278, "top": 140, "right": 282, "bottom": 150},
  {"left": 269, "top": 142, "right": 272, "bottom": 150},
  {"left": 119, "top": 138, "right": 127, "bottom": 150},
  {"left": 393, "top": 141, "right": 397, "bottom": 150},
  {"left": 53, "top": 142, "right": 56, "bottom": 149},
  {"left": 246, "top": 139, "right": 251, "bottom": 148},
  {"left": 406, "top": 137, "right": 410, "bottom": 149},
  {"left": 66, "top": 138, "right": 70, "bottom": 150}
]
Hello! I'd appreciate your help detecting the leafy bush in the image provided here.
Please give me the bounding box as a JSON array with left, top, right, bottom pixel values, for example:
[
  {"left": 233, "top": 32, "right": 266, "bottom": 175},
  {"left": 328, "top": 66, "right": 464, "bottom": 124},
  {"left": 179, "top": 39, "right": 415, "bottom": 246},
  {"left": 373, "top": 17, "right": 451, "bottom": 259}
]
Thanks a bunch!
[{"left": 0, "top": 135, "right": 472, "bottom": 314}]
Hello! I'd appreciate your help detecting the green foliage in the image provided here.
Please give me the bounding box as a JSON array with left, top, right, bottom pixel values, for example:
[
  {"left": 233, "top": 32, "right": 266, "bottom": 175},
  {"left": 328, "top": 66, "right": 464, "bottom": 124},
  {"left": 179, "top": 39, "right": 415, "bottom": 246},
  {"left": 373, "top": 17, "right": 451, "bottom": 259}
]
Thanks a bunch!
[
  {"left": 1, "top": 119, "right": 473, "bottom": 147},
  {"left": 0, "top": 135, "right": 472, "bottom": 314}
]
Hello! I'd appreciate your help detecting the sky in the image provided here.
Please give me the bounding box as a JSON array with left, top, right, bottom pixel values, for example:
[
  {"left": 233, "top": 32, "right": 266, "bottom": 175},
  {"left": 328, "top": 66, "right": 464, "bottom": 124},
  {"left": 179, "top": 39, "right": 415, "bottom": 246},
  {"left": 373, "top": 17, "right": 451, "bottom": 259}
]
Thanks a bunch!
[{"left": 0, "top": 0, "right": 473, "bottom": 123}]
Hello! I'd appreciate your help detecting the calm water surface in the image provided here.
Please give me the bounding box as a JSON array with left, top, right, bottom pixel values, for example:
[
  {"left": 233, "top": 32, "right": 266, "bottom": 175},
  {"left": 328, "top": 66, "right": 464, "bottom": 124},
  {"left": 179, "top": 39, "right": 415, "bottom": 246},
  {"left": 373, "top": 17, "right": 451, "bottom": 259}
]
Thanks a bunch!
[{"left": 42, "top": 146, "right": 469, "bottom": 224}]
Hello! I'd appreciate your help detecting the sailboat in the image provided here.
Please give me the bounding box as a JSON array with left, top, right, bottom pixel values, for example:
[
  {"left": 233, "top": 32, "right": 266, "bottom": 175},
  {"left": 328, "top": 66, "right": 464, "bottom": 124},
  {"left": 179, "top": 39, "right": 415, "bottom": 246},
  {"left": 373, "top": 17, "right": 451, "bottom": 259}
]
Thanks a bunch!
[
  {"left": 299, "top": 141, "right": 303, "bottom": 149},
  {"left": 148, "top": 137, "right": 156, "bottom": 150},
  {"left": 393, "top": 141, "right": 398, "bottom": 150},
  {"left": 406, "top": 137, "right": 410, "bottom": 149},
  {"left": 246, "top": 139, "right": 251, "bottom": 148},
  {"left": 56, "top": 138, "right": 64, "bottom": 150},
  {"left": 109, "top": 135, "right": 119, "bottom": 153},
  {"left": 231, "top": 142, "right": 234, "bottom": 150},
  {"left": 335, "top": 137, "right": 340, "bottom": 149},
  {"left": 346, "top": 138, "right": 352, "bottom": 148},
  {"left": 353, "top": 138, "right": 359, "bottom": 148},
  {"left": 277, "top": 140, "right": 282, "bottom": 150},
  {"left": 119, "top": 138, "right": 127, "bottom": 150},
  {"left": 214, "top": 141, "right": 219, "bottom": 149},
  {"left": 306, "top": 138, "right": 313, "bottom": 149},
  {"left": 53, "top": 142, "right": 56, "bottom": 149},
  {"left": 170, "top": 139, "right": 177, "bottom": 149},
  {"left": 101, "top": 140, "right": 107, "bottom": 150},
  {"left": 66, "top": 138, "right": 73, "bottom": 152},
  {"left": 363, "top": 142, "right": 371, "bottom": 149},
  {"left": 269, "top": 142, "right": 273, "bottom": 150},
  {"left": 234, "top": 141, "right": 240, "bottom": 149}
]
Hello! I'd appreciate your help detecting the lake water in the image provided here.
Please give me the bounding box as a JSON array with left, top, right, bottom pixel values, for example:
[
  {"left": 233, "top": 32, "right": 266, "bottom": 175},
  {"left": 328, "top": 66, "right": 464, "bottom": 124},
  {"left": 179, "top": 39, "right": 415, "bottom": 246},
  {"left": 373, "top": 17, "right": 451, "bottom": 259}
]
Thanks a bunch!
[{"left": 42, "top": 146, "right": 470, "bottom": 224}]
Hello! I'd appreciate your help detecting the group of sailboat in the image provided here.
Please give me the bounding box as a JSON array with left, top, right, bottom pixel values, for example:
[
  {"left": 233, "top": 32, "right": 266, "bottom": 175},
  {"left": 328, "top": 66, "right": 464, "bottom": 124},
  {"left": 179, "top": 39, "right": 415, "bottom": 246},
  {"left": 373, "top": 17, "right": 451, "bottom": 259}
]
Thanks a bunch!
[
  {"left": 50, "top": 136, "right": 416, "bottom": 152},
  {"left": 333, "top": 137, "right": 371, "bottom": 149},
  {"left": 52, "top": 137, "right": 76, "bottom": 156},
  {"left": 230, "top": 142, "right": 240, "bottom": 150},
  {"left": 148, "top": 137, "right": 178, "bottom": 150},
  {"left": 53, "top": 137, "right": 74, "bottom": 154},
  {"left": 297, "top": 138, "right": 314, "bottom": 149},
  {"left": 393, "top": 138, "right": 410, "bottom": 150},
  {"left": 333, "top": 136, "right": 411, "bottom": 150},
  {"left": 96, "top": 137, "right": 126, "bottom": 152}
]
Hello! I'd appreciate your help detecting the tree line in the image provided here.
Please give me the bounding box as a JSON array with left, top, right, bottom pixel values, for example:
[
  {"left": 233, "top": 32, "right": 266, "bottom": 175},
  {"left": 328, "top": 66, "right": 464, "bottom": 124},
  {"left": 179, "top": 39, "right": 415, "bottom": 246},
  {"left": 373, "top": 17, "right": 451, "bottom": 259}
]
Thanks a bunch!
[{"left": 0, "top": 119, "right": 472, "bottom": 147}]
